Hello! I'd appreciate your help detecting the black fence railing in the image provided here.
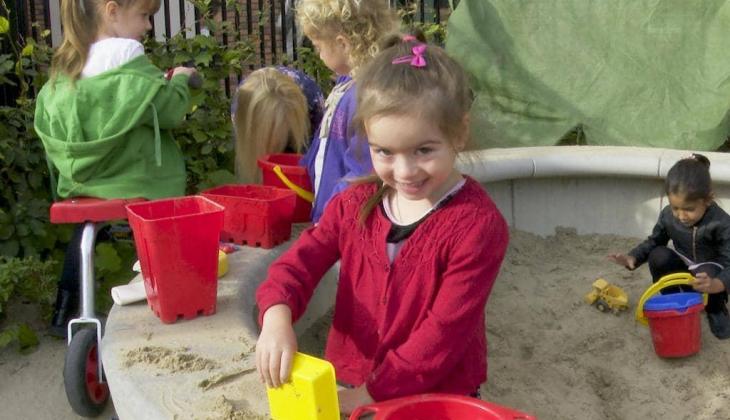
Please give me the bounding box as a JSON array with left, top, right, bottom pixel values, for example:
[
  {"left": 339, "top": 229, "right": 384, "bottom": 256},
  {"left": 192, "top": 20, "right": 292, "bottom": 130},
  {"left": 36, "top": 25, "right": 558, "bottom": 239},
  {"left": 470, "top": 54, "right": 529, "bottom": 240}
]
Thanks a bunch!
[{"left": 1, "top": 0, "right": 457, "bottom": 105}]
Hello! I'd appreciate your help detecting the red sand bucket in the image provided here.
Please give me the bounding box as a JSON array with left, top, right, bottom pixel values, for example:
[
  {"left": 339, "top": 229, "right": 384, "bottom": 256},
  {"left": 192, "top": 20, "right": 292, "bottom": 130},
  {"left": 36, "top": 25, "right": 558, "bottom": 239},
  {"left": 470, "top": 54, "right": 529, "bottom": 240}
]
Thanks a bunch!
[
  {"left": 126, "top": 196, "right": 224, "bottom": 324},
  {"left": 257, "top": 153, "right": 312, "bottom": 223},
  {"left": 349, "top": 394, "right": 537, "bottom": 420},
  {"left": 644, "top": 292, "right": 704, "bottom": 358},
  {"left": 201, "top": 184, "right": 296, "bottom": 248}
]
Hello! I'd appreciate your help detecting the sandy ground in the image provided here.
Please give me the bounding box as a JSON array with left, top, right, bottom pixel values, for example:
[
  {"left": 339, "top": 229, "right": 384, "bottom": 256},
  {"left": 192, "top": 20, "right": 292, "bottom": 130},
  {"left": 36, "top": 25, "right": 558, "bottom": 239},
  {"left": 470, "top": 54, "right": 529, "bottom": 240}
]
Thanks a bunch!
[
  {"left": 4, "top": 227, "right": 730, "bottom": 420},
  {"left": 0, "top": 305, "right": 116, "bottom": 419},
  {"left": 482, "top": 228, "right": 730, "bottom": 420}
]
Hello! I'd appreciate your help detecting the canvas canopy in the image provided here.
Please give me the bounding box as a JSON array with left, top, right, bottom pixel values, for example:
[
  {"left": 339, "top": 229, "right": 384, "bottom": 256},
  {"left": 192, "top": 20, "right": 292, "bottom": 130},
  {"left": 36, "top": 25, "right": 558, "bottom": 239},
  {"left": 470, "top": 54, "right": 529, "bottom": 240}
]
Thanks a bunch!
[{"left": 446, "top": 0, "right": 730, "bottom": 150}]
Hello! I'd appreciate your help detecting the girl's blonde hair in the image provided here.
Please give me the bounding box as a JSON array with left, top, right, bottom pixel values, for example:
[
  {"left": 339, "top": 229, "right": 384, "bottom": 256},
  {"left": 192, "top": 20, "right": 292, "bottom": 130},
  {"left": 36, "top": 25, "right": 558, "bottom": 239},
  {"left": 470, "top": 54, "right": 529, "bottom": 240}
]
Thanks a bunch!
[
  {"left": 354, "top": 33, "right": 474, "bottom": 222},
  {"left": 296, "top": 0, "right": 398, "bottom": 73},
  {"left": 234, "top": 68, "right": 309, "bottom": 184},
  {"left": 51, "top": 0, "right": 160, "bottom": 81}
]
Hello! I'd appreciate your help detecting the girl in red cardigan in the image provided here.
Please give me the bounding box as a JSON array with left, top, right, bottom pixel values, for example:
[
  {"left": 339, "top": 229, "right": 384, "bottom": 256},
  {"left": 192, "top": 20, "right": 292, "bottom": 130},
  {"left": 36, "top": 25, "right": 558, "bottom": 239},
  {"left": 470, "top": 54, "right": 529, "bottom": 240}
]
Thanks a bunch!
[{"left": 255, "top": 33, "right": 509, "bottom": 414}]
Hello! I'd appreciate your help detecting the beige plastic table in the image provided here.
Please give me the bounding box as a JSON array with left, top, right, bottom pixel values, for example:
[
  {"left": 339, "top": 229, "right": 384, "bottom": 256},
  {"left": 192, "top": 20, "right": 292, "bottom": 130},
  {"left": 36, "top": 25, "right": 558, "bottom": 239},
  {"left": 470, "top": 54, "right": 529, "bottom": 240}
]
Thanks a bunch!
[{"left": 102, "top": 227, "right": 337, "bottom": 419}]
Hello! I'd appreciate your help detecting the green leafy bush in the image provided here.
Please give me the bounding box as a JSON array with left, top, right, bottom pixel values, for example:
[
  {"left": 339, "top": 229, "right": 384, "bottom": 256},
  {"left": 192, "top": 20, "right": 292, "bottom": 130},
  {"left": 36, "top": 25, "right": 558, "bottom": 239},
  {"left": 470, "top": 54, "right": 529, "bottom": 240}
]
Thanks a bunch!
[{"left": 0, "top": 256, "right": 56, "bottom": 351}]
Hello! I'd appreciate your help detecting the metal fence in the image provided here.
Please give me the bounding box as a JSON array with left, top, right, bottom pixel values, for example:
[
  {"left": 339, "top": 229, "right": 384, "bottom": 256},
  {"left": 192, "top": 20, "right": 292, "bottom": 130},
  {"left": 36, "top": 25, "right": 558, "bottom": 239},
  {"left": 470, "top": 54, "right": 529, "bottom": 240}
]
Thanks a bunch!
[{"left": 1, "top": 0, "right": 455, "bottom": 104}]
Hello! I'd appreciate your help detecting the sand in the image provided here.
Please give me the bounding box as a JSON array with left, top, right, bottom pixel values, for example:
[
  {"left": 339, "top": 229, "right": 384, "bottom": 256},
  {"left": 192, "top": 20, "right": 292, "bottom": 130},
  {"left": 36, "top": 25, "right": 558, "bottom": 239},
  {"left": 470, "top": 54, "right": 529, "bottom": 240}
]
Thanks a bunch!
[
  {"left": 123, "top": 346, "right": 219, "bottom": 373},
  {"left": 483, "top": 228, "right": 730, "bottom": 420},
  {"left": 3, "top": 227, "right": 730, "bottom": 420}
]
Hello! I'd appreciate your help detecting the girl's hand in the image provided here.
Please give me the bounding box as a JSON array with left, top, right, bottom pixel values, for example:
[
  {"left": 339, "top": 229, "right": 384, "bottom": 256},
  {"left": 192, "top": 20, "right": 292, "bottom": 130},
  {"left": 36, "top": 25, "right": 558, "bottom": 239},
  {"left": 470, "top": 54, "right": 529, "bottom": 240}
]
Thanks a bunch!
[
  {"left": 338, "top": 385, "right": 374, "bottom": 415},
  {"left": 607, "top": 253, "right": 636, "bottom": 270},
  {"left": 692, "top": 272, "right": 726, "bottom": 294},
  {"left": 171, "top": 66, "right": 197, "bottom": 78},
  {"left": 255, "top": 304, "right": 297, "bottom": 388}
]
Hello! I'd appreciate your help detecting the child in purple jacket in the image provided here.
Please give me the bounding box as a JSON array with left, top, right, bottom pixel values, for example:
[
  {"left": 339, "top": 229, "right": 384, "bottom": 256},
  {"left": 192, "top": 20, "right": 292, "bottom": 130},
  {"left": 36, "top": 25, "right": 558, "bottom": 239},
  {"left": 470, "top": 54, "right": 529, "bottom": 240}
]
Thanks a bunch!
[{"left": 297, "top": 0, "right": 397, "bottom": 222}]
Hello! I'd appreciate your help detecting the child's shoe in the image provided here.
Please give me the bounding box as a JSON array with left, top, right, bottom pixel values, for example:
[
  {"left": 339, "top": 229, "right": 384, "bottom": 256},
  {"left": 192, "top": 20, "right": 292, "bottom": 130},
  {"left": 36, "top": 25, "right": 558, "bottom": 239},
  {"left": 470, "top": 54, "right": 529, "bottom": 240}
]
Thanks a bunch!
[{"left": 707, "top": 307, "right": 730, "bottom": 339}]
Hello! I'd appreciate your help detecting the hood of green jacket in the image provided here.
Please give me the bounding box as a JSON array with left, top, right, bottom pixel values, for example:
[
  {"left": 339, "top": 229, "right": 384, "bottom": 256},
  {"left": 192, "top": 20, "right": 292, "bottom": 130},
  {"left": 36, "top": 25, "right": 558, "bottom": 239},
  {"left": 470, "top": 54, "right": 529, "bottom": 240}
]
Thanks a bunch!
[{"left": 35, "top": 55, "right": 168, "bottom": 184}]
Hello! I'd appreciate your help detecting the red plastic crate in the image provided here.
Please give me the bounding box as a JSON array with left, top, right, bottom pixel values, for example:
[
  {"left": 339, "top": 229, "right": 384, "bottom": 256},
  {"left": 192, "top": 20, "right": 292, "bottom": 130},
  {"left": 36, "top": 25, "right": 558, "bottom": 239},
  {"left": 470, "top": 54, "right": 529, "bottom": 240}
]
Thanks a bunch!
[
  {"left": 257, "top": 153, "right": 312, "bottom": 223},
  {"left": 201, "top": 184, "right": 297, "bottom": 248},
  {"left": 126, "top": 196, "right": 224, "bottom": 324}
]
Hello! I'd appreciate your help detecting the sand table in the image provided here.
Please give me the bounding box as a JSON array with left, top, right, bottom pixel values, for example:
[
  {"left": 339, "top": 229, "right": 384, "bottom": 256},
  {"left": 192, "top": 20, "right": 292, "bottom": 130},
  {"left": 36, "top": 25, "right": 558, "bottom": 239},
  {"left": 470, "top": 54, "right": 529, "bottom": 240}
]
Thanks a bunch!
[{"left": 300, "top": 228, "right": 730, "bottom": 420}]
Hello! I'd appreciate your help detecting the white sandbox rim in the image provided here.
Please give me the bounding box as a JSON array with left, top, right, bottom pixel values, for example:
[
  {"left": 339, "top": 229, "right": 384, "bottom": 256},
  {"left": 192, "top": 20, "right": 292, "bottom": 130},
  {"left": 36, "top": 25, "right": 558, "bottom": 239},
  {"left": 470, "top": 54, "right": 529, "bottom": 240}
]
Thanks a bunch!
[{"left": 458, "top": 146, "right": 730, "bottom": 237}]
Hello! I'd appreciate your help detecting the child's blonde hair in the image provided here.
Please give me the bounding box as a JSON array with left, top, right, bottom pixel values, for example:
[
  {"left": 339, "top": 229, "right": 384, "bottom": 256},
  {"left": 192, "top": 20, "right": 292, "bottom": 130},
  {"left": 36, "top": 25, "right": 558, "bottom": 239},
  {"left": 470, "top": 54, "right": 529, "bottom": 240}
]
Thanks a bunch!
[
  {"left": 296, "top": 0, "right": 398, "bottom": 73},
  {"left": 51, "top": 0, "right": 160, "bottom": 81},
  {"left": 354, "top": 33, "right": 474, "bottom": 222},
  {"left": 234, "top": 68, "right": 309, "bottom": 184}
]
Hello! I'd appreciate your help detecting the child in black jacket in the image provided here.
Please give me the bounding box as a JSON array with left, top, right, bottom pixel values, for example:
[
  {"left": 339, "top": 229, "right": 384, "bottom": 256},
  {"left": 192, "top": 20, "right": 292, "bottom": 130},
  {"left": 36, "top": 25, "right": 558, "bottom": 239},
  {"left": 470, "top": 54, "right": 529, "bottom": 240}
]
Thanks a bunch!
[{"left": 609, "top": 154, "right": 730, "bottom": 339}]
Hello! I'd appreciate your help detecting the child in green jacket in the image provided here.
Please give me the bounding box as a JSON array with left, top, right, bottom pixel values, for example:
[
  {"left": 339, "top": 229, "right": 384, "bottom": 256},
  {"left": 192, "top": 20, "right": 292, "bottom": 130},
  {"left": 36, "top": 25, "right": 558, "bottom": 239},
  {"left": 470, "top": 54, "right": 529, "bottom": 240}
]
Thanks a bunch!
[{"left": 34, "top": 0, "right": 197, "bottom": 335}]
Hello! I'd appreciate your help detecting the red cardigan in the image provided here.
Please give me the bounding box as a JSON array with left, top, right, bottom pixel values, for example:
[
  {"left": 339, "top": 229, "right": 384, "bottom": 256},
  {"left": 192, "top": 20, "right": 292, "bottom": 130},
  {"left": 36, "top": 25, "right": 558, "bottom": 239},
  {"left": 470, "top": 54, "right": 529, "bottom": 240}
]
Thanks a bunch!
[{"left": 256, "top": 177, "right": 509, "bottom": 401}]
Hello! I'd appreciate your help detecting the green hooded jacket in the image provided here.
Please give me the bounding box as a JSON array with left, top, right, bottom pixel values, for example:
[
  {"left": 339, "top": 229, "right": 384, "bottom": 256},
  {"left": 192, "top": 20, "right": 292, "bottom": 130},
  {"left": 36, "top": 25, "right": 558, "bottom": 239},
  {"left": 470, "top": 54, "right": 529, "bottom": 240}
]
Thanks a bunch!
[{"left": 34, "top": 55, "right": 190, "bottom": 200}]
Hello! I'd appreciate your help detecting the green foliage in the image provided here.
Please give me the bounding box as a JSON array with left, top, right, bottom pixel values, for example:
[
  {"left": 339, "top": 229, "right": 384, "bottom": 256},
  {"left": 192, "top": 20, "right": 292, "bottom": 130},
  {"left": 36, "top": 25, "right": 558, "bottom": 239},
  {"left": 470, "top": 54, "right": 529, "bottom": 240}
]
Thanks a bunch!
[
  {"left": 0, "top": 256, "right": 57, "bottom": 318},
  {"left": 93, "top": 239, "right": 137, "bottom": 313},
  {"left": 398, "top": 1, "right": 451, "bottom": 46},
  {"left": 282, "top": 46, "right": 334, "bottom": 96},
  {"left": 0, "top": 256, "right": 56, "bottom": 351},
  {"left": 145, "top": 1, "right": 254, "bottom": 192},
  {"left": 0, "top": 2, "right": 63, "bottom": 261},
  {"left": 0, "top": 323, "right": 39, "bottom": 352}
]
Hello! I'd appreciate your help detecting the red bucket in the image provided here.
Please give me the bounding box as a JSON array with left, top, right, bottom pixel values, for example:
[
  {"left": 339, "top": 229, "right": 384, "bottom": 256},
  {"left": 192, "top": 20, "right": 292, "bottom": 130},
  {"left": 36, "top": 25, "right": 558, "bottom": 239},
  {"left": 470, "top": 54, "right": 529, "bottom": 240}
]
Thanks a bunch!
[
  {"left": 349, "top": 394, "right": 536, "bottom": 420},
  {"left": 201, "top": 184, "right": 296, "bottom": 248},
  {"left": 257, "top": 153, "right": 312, "bottom": 223},
  {"left": 644, "top": 293, "right": 704, "bottom": 358},
  {"left": 126, "top": 196, "right": 224, "bottom": 324}
]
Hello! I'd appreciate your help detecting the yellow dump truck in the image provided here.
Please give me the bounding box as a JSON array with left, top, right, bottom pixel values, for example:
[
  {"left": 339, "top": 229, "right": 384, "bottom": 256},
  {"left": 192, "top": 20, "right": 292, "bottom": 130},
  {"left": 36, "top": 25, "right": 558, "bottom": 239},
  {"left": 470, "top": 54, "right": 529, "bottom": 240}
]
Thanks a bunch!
[{"left": 584, "top": 278, "right": 629, "bottom": 313}]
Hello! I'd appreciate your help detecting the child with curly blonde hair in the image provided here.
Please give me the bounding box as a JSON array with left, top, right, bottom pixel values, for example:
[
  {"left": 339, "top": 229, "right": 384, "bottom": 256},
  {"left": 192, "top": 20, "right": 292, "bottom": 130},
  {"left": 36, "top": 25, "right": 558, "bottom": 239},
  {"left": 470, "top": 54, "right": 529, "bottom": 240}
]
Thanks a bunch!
[{"left": 296, "top": 0, "right": 398, "bottom": 222}]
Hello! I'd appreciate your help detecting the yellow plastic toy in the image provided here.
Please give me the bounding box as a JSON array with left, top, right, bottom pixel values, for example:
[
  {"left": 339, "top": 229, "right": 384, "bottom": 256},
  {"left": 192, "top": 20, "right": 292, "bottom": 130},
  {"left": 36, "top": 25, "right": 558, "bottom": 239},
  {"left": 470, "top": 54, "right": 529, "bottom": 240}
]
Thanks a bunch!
[
  {"left": 584, "top": 278, "right": 629, "bottom": 313},
  {"left": 266, "top": 352, "right": 339, "bottom": 420},
  {"left": 217, "top": 250, "right": 228, "bottom": 278},
  {"left": 635, "top": 272, "right": 708, "bottom": 325}
]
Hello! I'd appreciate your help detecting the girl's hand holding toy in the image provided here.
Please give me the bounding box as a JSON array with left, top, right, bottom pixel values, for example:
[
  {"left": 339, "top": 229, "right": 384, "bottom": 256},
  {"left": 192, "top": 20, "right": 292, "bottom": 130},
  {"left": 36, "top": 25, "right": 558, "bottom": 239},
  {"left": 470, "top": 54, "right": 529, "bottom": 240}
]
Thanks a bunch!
[
  {"left": 256, "top": 304, "right": 297, "bottom": 388},
  {"left": 692, "top": 272, "right": 726, "bottom": 294}
]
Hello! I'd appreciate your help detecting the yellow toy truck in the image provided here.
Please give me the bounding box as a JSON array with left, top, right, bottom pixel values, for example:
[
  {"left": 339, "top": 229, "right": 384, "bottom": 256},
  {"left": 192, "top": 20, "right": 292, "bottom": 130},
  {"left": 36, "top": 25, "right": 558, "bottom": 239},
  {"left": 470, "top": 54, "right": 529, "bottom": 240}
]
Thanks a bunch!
[{"left": 584, "top": 278, "right": 629, "bottom": 314}]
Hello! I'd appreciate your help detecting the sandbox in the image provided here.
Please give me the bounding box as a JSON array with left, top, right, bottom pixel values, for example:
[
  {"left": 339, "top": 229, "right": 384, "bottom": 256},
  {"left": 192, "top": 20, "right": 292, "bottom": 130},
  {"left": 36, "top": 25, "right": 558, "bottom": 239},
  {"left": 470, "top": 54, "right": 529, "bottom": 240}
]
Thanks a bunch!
[{"left": 102, "top": 146, "right": 730, "bottom": 419}]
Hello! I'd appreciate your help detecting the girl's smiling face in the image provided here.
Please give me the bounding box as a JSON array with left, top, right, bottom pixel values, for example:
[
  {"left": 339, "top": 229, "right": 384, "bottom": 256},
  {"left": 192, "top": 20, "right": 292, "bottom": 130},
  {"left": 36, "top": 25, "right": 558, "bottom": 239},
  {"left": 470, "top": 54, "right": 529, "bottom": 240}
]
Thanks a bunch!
[
  {"left": 366, "top": 113, "right": 464, "bottom": 206},
  {"left": 668, "top": 193, "right": 711, "bottom": 227}
]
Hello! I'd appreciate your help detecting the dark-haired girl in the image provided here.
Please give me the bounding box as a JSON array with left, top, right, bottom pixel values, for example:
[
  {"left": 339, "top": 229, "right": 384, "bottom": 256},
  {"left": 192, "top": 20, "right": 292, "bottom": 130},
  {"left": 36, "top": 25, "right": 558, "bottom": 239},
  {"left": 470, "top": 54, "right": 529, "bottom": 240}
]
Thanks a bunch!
[{"left": 609, "top": 153, "right": 730, "bottom": 339}]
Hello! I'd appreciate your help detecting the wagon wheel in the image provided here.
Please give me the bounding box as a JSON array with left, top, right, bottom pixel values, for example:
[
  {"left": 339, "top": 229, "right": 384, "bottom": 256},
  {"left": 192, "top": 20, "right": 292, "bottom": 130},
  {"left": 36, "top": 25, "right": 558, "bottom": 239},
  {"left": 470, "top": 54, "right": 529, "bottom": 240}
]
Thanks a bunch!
[
  {"left": 64, "top": 328, "right": 109, "bottom": 417},
  {"left": 595, "top": 300, "right": 609, "bottom": 312}
]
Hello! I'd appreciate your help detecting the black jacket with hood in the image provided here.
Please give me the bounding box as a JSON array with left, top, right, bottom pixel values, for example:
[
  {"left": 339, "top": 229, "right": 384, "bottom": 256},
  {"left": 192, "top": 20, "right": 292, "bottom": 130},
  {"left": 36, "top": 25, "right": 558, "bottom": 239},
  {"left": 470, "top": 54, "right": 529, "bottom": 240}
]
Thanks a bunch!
[{"left": 629, "top": 202, "right": 730, "bottom": 291}]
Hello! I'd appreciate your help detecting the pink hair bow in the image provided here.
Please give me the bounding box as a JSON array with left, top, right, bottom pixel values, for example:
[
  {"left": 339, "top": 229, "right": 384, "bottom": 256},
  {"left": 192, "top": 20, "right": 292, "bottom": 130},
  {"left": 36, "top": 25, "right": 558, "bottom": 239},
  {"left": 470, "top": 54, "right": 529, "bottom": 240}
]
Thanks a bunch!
[{"left": 392, "top": 44, "right": 427, "bottom": 68}]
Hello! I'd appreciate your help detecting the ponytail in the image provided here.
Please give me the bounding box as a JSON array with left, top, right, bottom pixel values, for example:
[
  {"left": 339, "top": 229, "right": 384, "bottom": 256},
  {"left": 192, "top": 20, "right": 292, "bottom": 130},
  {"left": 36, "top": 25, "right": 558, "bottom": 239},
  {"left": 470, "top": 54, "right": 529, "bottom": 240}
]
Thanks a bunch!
[
  {"left": 357, "top": 177, "right": 389, "bottom": 225},
  {"left": 51, "top": 0, "right": 100, "bottom": 81}
]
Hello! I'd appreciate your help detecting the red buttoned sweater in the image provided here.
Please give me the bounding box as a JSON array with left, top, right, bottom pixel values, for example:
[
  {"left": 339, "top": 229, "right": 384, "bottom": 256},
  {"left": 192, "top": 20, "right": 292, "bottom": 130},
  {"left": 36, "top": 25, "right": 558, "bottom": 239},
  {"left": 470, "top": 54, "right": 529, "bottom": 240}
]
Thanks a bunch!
[{"left": 256, "top": 177, "right": 509, "bottom": 401}]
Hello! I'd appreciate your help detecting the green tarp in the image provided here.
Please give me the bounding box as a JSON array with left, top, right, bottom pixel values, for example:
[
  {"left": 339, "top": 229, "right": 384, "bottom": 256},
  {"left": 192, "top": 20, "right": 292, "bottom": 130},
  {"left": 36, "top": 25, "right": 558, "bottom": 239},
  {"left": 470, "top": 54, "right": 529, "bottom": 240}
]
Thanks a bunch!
[{"left": 446, "top": 0, "right": 730, "bottom": 150}]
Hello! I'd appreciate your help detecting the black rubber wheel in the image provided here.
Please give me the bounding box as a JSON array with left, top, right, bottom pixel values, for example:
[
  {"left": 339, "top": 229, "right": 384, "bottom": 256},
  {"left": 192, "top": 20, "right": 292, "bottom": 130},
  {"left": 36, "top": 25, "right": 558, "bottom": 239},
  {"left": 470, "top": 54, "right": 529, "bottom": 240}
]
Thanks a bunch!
[
  {"left": 595, "top": 301, "right": 608, "bottom": 312},
  {"left": 63, "top": 328, "right": 109, "bottom": 417}
]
